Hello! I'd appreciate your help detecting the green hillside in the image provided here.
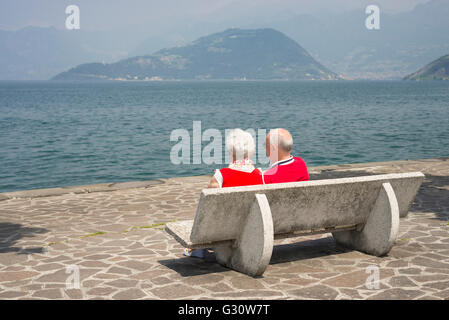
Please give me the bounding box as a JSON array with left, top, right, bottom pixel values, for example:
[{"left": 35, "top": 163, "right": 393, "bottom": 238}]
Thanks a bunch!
[
  {"left": 404, "top": 54, "right": 449, "bottom": 80},
  {"left": 53, "top": 28, "right": 341, "bottom": 81}
]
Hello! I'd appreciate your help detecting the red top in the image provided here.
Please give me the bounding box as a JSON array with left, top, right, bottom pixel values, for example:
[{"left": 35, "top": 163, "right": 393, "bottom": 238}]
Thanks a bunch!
[
  {"left": 263, "top": 156, "right": 309, "bottom": 184},
  {"left": 219, "top": 168, "right": 264, "bottom": 188}
]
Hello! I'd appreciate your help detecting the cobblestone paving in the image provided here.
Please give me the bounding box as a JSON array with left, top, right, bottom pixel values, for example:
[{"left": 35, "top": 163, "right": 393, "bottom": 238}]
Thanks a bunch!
[{"left": 0, "top": 158, "right": 448, "bottom": 300}]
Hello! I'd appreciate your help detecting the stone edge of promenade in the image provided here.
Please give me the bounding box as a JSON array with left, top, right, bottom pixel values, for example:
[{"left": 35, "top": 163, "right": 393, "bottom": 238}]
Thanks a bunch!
[{"left": 1, "top": 156, "right": 448, "bottom": 201}]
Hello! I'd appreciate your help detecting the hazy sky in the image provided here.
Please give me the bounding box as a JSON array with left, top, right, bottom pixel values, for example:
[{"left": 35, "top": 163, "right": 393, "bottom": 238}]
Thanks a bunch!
[{"left": 0, "top": 0, "right": 431, "bottom": 31}]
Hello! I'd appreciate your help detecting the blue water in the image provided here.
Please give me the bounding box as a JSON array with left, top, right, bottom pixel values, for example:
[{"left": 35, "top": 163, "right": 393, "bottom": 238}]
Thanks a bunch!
[{"left": 0, "top": 80, "right": 448, "bottom": 193}]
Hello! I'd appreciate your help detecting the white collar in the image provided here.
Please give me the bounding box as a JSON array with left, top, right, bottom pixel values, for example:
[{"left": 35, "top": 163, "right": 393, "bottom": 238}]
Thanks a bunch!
[
  {"left": 269, "top": 156, "right": 294, "bottom": 169},
  {"left": 229, "top": 158, "right": 255, "bottom": 173}
]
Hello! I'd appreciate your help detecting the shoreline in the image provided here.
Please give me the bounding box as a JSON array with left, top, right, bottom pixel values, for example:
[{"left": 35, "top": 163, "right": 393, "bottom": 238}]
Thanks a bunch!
[{"left": 1, "top": 156, "right": 447, "bottom": 201}]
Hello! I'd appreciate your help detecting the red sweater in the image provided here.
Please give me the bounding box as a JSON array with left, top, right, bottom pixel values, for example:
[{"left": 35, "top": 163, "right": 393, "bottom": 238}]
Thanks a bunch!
[
  {"left": 263, "top": 156, "right": 309, "bottom": 184},
  {"left": 219, "top": 168, "right": 264, "bottom": 188}
]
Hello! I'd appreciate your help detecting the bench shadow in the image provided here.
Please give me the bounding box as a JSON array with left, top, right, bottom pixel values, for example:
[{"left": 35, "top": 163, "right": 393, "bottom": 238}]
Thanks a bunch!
[
  {"left": 158, "top": 253, "right": 230, "bottom": 277},
  {"left": 159, "top": 237, "right": 349, "bottom": 277},
  {"left": 0, "top": 222, "right": 48, "bottom": 254},
  {"left": 409, "top": 173, "right": 449, "bottom": 221},
  {"left": 270, "top": 236, "right": 351, "bottom": 265}
]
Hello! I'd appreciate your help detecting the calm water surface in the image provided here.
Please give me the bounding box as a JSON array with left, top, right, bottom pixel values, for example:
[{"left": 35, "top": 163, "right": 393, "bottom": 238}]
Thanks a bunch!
[{"left": 0, "top": 80, "right": 448, "bottom": 193}]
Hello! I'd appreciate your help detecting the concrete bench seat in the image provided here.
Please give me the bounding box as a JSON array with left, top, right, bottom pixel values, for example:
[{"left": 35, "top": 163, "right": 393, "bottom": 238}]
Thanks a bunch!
[{"left": 165, "top": 172, "right": 424, "bottom": 277}]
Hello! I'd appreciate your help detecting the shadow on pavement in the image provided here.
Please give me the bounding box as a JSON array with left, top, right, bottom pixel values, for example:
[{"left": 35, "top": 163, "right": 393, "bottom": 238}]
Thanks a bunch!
[
  {"left": 159, "top": 253, "right": 230, "bottom": 277},
  {"left": 0, "top": 222, "right": 48, "bottom": 254},
  {"left": 160, "top": 237, "right": 351, "bottom": 276},
  {"left": 409, "top": 174, "right": 449, "bottom": 221}
]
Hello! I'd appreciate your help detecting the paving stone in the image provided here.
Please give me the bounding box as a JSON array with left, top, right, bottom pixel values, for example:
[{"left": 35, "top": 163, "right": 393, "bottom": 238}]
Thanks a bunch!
[
  {"left": 0, "top": 271, "right": 39, "bottom": 283},
  {"left": 212, "top": 290, "right": 282, "bottom": 298},
  {"left": 323, "top": 270, "right": 371, "bottom": 288},
  {"left": 0, "top": 291, "right": 29, "bottom": 298},
  {"left": 339, "top": 288, "right": 364, "bottom": 299},
  {"left": 150, "top": 276, "right": 173, "bottom": 285},
  {"left": 32, "top": 289, "right": 63, "bottom": 299},
  {"left": 84, "top": 254, "right": 112, "bottom": 260},
  {"left": 368, "top": 288, "right": 424, "bottom": 300},
  {"left": 399, "top": 268, "right": 422, "bottom": 275},
  {"left": 35, "top": 268, "right": 99, "bottom": 283},
  {"left": 1, "top": 158, "right": 449, "bottom": 299},
  {"left": 202, "top": 283, "right": 234, "bottom": 293},
  {"left": 33, "top": 263, "right": 65, "bottom": 272},
  {"left": 65, "top": 289, "right": 83, "bottom": 299},
  {"left": 117, "top": 260, "right": 152, "bottom": 271},
  {"left": 151, "top": 284, "right": 204, "bottom": 299},
  {"left": 122, "top": 249, "right": 155, "bottom": 256},
  {"left": 82, "top": 280, "right": 104, "bottom": 287},
  {"left": 229, "top": 276, "right": 266, "bottom": 290},
  {"left": 130, "top": 269, "right": 170, "bottom": 280},
  {"left": 385, "top": 260, "right": 410, "bottom": 268},
  {"left": 86, "top": 287, "right": 117, "bottom": 296},
  {"left": 411, "top": 257, "right": 449, "bottom": 269},
  {"left": 271, "top": 263, "right": 327, "bottom": 274},
  {"left": 111, "top": 288, "right": 147, "bottom": 300},
  {"left": 388, "top": 276, "right": 418, "bottom": 288},
  {"left": 410, "top": 274, "right": 448, "bottom": 282},
  {"left": 283, "top": 277, "right": 316, "bottom": 287},
  {"left": 106, "top": 267, "right": 132, "bottom": 275},
  {"left": 434, "top": 289, "right": 449, "bottom": 299},
  {"left": 79, "top": 261, "right": 110, "bottom": 268},
  {"left": 105, "top": 279, "right": 138, "bottom": 288},
  {"left": 288, "top": 284, "right": 339, "bottom": 299},
  {"left": 423, "top": 281, "right": 449, "bottom": 290}
]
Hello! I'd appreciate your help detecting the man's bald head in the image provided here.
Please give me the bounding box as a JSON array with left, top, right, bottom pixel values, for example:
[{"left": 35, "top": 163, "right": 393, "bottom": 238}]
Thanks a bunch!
[{"left": 266, "top": 128, "right": 293, "bottom": 162}]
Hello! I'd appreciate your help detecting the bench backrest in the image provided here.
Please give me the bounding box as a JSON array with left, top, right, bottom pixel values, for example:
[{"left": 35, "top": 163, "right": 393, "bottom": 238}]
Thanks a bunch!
[{"left": 189, "top": 172, "right": 424, "bottom": 244}]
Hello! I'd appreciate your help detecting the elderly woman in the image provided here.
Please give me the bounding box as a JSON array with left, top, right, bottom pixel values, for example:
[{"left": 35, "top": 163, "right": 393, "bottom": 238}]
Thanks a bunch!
[
  {"left": 208, "top": 128, "right": 263, "bottom": 188},
  {"left": 184, "top": 128, "right": 263, "bottom": 258}
]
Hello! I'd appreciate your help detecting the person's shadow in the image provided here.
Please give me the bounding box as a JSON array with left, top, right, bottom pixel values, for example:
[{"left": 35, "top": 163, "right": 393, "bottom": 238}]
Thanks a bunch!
[{"left": 0, "top": 222, "right": 48, "bottom": 254}]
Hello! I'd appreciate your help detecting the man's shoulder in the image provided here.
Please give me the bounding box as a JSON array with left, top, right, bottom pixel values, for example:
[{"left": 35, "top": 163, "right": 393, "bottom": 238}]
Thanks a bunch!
[
  {"left": 293, "top": 156, "right": 306, "bottom": 163},
  {"left": 292, "top": 156, "right": 308, "bottom": 167}
]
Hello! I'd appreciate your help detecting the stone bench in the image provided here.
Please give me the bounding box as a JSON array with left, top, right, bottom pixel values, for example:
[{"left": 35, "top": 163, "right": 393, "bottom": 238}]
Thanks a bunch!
[{"left": 165, "top": 172, "right": 424, "bottom": 277}]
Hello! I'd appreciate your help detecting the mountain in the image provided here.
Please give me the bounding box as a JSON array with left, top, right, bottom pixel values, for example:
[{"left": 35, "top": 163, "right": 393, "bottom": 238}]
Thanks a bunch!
[
  {"left": 52, "top": 28, "right": 341, "bottom": 81},
  {"left": 2, "top": 0, "right": 449, "bottom": 80},
  {"left": 0, "top": 26, "right": 138, "bottom": 80},
  {"left": 230, "top": 0, "right": 449, "bottom": 80},
  {"left": 404, "top": 54, "right": 449, "bottom": 80}
]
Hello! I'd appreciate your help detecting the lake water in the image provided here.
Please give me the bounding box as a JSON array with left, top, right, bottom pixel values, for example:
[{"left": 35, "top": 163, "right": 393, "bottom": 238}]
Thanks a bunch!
[{"left": 0, "top": 80, "right": 448, "bottom": 193}]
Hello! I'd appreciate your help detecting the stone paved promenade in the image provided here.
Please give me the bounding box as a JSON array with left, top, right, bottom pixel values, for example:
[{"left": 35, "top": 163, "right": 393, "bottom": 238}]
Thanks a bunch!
[{"left": 0, "top": 158, "right": 448, "bottom": 300}]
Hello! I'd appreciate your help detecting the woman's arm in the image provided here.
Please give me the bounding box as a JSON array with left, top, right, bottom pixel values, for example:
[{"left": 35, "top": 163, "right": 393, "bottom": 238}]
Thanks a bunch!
[{"left": 207, "top": 176, "right": 220, "bottom": 188}]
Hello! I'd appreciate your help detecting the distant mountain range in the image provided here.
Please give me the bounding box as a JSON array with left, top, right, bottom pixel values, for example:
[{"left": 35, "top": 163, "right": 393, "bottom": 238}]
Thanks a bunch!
[
  {"left": 0, "top": 27, "right": 135, "bottom": 80},
  {"left": 253, "top": 0, "right": 449, "bottom": 80},
  {"left": 53, "top": 28, "right": 341, "bottom": 81},
  {"left": 1, "top": 0, "right": 449, "bottom": 80},
  {"left": 404, "top": 54, "right": 449, "bottom": 80}
]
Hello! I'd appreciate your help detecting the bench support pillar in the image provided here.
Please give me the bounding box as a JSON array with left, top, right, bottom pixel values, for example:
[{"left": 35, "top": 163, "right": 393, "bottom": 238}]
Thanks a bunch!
[
  {"left": 332, "top": 182, "right": 400, "bottom": 256},
  {"left": 214, "top": 193, "right": 274, "bottom": 277}
]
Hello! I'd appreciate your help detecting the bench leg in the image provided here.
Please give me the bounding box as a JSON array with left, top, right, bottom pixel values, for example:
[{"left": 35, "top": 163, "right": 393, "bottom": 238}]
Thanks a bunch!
[
  {"left": 332, "top": 182, "right": 400, "bottom": 256},
  {"left": 213, "top": 193, "right": 274, "bottom": 277}
]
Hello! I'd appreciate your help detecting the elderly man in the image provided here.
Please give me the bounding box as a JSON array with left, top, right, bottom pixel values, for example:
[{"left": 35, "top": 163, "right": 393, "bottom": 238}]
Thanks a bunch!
[{"left": 263, "top": 128, "right": 309, "bottom": 184}]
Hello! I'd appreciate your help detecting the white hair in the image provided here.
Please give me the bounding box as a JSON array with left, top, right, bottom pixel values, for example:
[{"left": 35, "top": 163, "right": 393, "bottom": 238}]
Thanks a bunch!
[
  {"left": 269, "top": 128, "right": 293, "bottom": 153},
  {"left": 226, "top": 128, "right": 255, "bottom": 160}
]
